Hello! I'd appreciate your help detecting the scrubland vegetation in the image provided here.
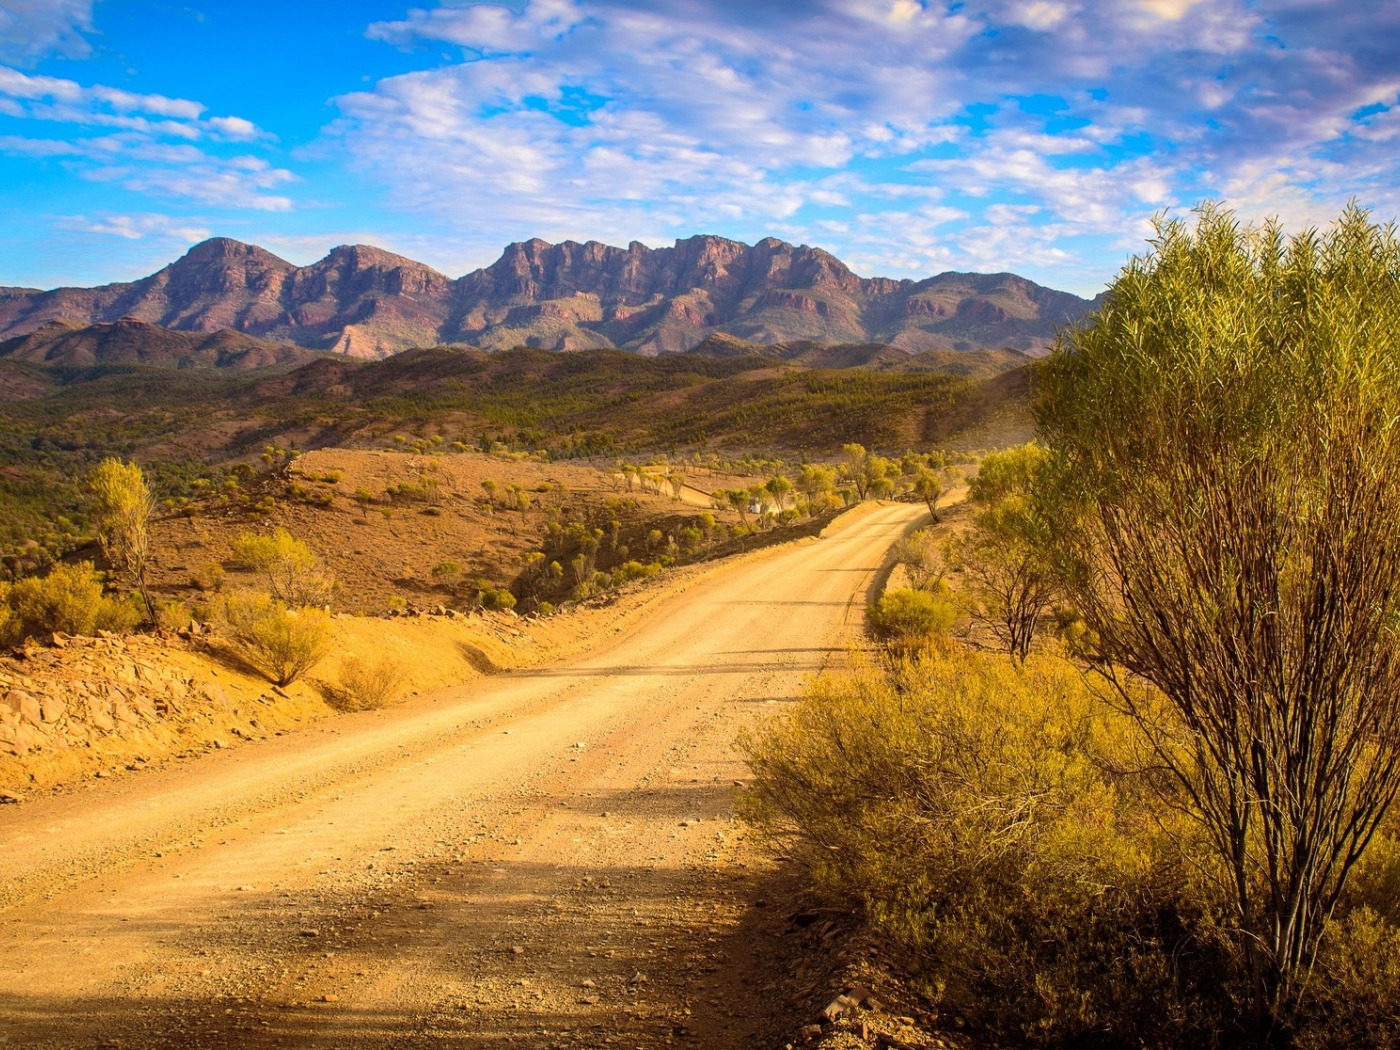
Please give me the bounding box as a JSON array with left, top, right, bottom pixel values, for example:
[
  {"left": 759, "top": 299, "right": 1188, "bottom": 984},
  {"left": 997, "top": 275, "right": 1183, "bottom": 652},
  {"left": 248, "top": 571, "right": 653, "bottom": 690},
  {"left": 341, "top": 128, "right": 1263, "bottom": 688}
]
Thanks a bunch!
[{"left": 746, "top": 206, "right": 1400, "bottom": 1048}]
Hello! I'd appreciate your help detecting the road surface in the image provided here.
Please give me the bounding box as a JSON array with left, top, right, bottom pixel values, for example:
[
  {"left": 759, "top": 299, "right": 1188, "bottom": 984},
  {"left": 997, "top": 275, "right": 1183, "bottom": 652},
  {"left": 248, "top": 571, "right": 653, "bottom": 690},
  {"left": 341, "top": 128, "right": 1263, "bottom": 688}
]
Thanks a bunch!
[{"left": 0, "top": 502, "right": 924, "bottom": 1050}]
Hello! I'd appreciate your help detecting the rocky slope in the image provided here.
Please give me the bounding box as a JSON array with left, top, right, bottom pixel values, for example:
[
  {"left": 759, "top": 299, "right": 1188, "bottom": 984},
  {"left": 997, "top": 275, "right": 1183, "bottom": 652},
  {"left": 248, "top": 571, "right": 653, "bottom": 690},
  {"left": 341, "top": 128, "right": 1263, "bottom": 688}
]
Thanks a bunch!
[
  {"left": 0, "top": 317, "right": 320, "bottom": 370},
  {"left": 0, "top": 235, "right": 1096, "bottom": 359}
]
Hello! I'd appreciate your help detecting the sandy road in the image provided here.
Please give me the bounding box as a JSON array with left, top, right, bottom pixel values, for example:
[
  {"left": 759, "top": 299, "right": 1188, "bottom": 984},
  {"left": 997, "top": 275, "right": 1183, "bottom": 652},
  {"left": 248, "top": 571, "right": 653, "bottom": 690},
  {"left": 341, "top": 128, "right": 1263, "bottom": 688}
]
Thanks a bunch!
[{"left": 0, "top": 502, "right": 925, "bottom": 1050}]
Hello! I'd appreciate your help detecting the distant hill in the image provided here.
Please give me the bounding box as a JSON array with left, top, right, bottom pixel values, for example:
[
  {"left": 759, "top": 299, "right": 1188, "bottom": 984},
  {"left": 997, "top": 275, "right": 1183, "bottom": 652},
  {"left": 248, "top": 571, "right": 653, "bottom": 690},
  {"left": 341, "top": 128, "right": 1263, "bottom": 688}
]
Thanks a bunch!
[
  {"left": 0, "top": 236, "right": 1096, "bottom": 360},
  {"left": 685, "top": 333, "right": 1033, "bottom": 378},
  {"left": 0, "top": 317, "right": 320, "bottom": 370}
]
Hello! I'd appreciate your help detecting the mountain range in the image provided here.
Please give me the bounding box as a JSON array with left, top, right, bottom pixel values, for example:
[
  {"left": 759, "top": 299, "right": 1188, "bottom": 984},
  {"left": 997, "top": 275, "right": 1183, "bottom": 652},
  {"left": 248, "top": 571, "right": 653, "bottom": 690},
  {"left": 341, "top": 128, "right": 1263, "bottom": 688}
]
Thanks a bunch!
[{"left": 0, "top": 235, "right": 1096, "bottom": 360}]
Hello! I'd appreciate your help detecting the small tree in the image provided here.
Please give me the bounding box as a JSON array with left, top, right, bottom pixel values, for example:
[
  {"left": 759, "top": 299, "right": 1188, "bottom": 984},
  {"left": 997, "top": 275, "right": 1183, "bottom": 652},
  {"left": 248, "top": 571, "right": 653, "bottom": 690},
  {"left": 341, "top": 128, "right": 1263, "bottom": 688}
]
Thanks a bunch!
[
  {"left": 955, "top": 487, "right": 1056, "bottom": 663},
  {"left": 723, "top": 488, "right": 750, "bottom": 530},
  {"left": 231, "top": 528, "right": 335, "bottom": 607},
  {"left": 912, "top": 467, "right": 943, "bottom": 523},
  {"left": 220, "top": 590, "right": 332, "bottom": 686},
  {"left": 86, "top": 458, "right": 156, "bottom": 621},
  {"left": 1038, "top": 204, "right": 1400, "bottom": 1041},
  {"left": 839, "top": 443, "right": 889, "bottom": 501},
  {"left": 765, "top": 475, "right": 792, "bottom": 514}
]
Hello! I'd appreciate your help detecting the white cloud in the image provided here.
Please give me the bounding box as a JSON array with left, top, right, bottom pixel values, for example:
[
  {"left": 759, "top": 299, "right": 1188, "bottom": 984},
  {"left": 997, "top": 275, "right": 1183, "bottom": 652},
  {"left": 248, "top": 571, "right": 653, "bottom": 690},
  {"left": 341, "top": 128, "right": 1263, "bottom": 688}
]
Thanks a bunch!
[
  {"left": 0, "top": 0, "right": 93, "bottom": 67},
  {"left": 56, "top": 212, "right": 212, "bottom": 243},
  {"left": 0, "top": 64, "right": 293, "bottom": 213}
]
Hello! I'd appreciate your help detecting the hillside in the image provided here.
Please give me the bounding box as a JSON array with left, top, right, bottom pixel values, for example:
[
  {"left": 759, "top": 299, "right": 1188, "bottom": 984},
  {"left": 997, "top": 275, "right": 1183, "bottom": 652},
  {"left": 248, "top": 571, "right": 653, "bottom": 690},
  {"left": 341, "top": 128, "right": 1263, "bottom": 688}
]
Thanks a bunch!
[
  {"left": 0, "top": 346, "right": 1034, "bottom": 563},
  {"left": 0, "top": 235, "right": 1095, "bottom": 359},
  {"left": 0, "top": 318, "right": 321, "bottom": 370}
]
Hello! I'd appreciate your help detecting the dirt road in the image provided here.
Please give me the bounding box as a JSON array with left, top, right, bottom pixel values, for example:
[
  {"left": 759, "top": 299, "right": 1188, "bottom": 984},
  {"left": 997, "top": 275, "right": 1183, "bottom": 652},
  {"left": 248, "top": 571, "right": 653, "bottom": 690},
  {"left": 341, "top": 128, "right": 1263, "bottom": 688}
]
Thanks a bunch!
[{"left": 0, "top": 502, "right": 924, "bottom": 1050}]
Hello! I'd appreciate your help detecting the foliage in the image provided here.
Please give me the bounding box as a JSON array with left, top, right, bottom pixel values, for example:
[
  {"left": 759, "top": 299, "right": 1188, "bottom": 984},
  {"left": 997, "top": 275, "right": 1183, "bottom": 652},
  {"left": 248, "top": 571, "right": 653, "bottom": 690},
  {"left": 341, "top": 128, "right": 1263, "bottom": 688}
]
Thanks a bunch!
[
  {"left": 218, "top": 589, "right": 332, "bottom": 686},
  {"left": 6, "top": 560, "right": 141, "bottom": 641},
  {"left": 474, "top": 580, "right": 517, "bottom": 611},
  {"left": 867, "top": 587, "right": 958, "bottom": 650},
  {"left": 334, "top": 653, "right": 408, "bottom": 711},
  {"left": 0, "top": 583, "right": 17, "bottom": 649},
  {"left": 1037, "top": 203, "right": 1400, "bottom": 1039},
  {"left": 743, "top": 650, "right": 1224, "bottom": 1046},
  {"left": 968, "top": 443, "right": 1045, "bottom": 506},
  {"left": 952, "top": 445, "right": 1057, "bottom": 661},
  {"left": 839, "top": 442, "right": 892, "bottom": 500},
  {"left": 231, "top": 528, "right": 336, "bottom": 607},
  {"left": 85, "top": 457, "right": 156, "bottom": 621}
]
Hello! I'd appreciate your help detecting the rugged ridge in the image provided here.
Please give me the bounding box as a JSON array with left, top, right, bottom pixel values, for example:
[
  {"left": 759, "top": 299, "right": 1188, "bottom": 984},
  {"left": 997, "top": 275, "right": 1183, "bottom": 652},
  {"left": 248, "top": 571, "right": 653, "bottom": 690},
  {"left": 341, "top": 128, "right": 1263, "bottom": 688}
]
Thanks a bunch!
[
  {"left": 0, "top": 317, "right": 321, "bottom": 370},
  {"left": 0, "top": 235, "right": 1096, "bottom": 359}
]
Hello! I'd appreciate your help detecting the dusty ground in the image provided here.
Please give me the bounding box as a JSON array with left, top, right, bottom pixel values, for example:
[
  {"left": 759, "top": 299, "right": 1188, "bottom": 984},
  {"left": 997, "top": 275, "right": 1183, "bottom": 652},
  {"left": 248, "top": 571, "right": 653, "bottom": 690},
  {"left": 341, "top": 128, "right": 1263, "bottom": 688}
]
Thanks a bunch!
[{"left": 0, "top": 501, "right": 928, "bottom": 1050}]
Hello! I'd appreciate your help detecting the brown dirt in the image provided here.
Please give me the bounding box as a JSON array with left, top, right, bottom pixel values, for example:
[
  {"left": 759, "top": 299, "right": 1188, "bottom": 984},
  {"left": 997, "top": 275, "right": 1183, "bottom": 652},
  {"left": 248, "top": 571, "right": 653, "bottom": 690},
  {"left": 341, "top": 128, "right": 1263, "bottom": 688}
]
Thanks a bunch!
[{"left": 0, "top": 501, "right": 929, "bottom": 1050}]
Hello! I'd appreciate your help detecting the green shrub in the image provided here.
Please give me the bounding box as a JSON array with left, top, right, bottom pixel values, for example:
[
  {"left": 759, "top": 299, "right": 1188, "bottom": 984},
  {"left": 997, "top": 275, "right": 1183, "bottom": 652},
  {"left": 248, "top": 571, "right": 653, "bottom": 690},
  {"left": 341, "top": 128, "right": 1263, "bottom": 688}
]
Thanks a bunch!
[
  {"left": 474, "top": 581, "right": 516, "bottom": 611},
  {"left": 231, "top": 528, "right": 336, "bottom": 607},
  {"left": 190, "top": 560, "right": 226, "bottom": 592},
  {"left": 867, "top": 586, "right": 959, "bottom": 649},
  {"left": 156, "top": 599, "right": 194, "bottom": 632},
  {"left": 335, "top": 653, "right": 407, "bottom": 711},
  {"left": 0, "top": 583, "right": 19, "bottom": 649},
  {"left": 9, "top": 561, "right": 141, "bottom": 639},
  {"left": 742, "top": 650, "right": 1226, "bottom": 1046},
  {"left": 219, "top": 589, "right": 333, "bottom": 686},
  {"left": 612, "top": 560, "right": 662, "bottom": 585}
]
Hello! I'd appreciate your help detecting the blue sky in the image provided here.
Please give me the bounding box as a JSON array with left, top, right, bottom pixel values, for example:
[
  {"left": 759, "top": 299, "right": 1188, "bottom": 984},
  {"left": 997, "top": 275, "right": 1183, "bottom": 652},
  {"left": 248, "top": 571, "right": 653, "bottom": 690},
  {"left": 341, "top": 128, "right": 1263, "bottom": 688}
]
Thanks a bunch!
[{"left": 1, "top": 0, "right": 1398, "bottom": 296}]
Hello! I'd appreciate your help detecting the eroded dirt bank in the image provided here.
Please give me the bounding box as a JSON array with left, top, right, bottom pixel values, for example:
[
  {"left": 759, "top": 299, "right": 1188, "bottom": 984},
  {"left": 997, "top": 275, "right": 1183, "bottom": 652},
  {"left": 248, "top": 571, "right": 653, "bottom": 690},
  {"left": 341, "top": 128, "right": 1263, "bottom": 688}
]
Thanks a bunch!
[{"left": 0, "top": 502, "right": 925, "bottom": 1050}]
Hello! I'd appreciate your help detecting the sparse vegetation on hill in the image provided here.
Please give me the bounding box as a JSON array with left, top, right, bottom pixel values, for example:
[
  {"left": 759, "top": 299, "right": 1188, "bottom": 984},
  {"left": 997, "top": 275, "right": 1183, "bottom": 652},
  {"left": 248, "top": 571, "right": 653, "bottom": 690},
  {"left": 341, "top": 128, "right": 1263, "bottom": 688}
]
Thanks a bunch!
[{"left": 0, "top": 345, "right": 1023, "bottom": 580}]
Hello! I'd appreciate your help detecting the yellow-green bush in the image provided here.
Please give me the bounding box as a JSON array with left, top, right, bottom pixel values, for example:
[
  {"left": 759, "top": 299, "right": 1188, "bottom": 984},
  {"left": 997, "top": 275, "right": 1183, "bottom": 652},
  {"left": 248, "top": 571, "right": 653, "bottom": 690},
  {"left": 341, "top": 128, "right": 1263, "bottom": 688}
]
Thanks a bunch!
[
  {"left": 231, "top": 528, "right": 336, "bottom": 607},
  {"left": 0, "top": 583, "right": 19, "bottom": 649},
  {"left": 867, "top": 586, "right": 959, "bottom": 650},
  {"left": 743, "top": 649, "right": 1228, "bottom": 1045},
  {"left": 219, "top": 589, "right": 332, "bottom": 686},
  {"left": 8, "top": 561, "right": 141, "bottom": 641}
]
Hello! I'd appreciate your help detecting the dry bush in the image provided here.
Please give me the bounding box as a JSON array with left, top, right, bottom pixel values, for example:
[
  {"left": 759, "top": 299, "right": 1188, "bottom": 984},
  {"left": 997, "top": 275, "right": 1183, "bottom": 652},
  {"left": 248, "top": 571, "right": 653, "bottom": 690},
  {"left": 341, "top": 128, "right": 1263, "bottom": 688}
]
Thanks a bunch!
[
  {"left": 1297, "top": 909, "right": 1400, "bottom": 1050},
  {"left": 742, "top": 649, "right": 1229, "bottom": 1046},
  {"left": 231, "top": 528, "right": 336, "bottom": 607},
  {"left": 0, "top": 583, "right": 19, "bottom": 649},
  {"left": 866, "top": 586, "right": 959, "bottom": 651},
  {"left": 334, "top": 653, "right": 407, "bottom": 711},
  {"left": 190, "top": 560, "right": 225, "bottom": 592},
  {"left": 218, "top": 589, "right": 332, "bottom": 686},
  {"left": 155, "top": 599, "right": 193, "bottom": 632},
  {"left": 8, "top": 561, "right": 141, "bottom": 641},
  {"left": 889, "top": 528, "right": 943, "bottom": 590}
]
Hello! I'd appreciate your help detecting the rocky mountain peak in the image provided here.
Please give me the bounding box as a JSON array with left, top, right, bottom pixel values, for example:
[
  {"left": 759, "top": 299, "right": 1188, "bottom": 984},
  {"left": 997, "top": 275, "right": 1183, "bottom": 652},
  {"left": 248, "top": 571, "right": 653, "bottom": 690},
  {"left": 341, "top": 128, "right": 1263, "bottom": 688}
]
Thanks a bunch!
[{"left": 0, "top": 235, "right": 1098, "bottom": 358}]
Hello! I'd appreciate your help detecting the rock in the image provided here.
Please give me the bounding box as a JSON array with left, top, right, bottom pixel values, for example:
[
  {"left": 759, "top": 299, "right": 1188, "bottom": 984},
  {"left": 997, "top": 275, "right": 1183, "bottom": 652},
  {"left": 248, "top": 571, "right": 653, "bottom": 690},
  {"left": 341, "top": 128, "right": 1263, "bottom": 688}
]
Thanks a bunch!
[
  {"left": 13, "top": 722, "right": 45, "bottom": 754},
  {"left": 299, "top": 929, "right": 320, "bottom": 938},
  {"left": 0, "top": 791, "right": 23, "bottom": 804},
  {"left": 847, "top": 984, "right": 875, "bottom": 1006},
  {"left": 17, "top": 692, "right": 41, "bottom": 727},
  {"left": 800, "top": 1023, "right": 823, "bottom": 1040},
  {"left": 48, "top": 632, "right": 69, "bottom": 649},
  {"left": 40, "top": 695, "right": 65, "bottom": 723},
  {"left": 822, "top": 994, "right": 857, "bottom": 1023},
  {"left": 89, "top": 704, "right": 116, "bottom": 733},
  {"left": 321, "top": 994, "right": 339, "bottom": 1003}
]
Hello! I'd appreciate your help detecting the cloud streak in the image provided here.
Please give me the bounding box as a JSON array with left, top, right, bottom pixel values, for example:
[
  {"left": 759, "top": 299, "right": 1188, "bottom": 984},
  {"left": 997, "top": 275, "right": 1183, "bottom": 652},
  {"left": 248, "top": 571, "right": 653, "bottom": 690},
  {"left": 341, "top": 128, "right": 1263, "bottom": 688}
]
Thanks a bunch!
[{"left": 0, "top": 65, "right": 292, "bottom": 212}]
